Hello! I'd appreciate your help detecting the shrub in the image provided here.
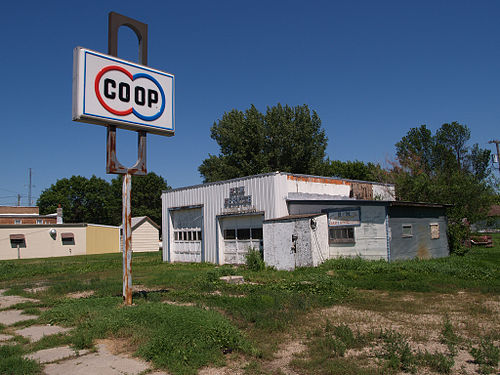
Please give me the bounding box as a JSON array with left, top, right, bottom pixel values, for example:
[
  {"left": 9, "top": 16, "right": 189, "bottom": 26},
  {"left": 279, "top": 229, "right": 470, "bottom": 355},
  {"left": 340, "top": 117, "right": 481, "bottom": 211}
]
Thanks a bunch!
[{"left": 245, "top": 248, "right": 265, "bottom": 271}]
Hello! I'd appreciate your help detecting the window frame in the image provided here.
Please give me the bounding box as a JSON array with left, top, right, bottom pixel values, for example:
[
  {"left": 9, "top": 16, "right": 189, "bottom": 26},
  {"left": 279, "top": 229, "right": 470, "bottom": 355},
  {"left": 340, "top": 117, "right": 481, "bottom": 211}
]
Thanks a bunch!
[
  {"left": 402, "top": 224, "right": 413, "bottom": 238},
  {"left": 329, "top": 226, "right": 355, "bottom": 244}
]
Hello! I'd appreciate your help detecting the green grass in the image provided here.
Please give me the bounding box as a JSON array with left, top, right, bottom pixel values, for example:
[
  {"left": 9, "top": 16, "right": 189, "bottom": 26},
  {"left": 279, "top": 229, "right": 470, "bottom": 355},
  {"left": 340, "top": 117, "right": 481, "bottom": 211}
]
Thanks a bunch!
[
  {"left": 38, "top": 296, "right": 253, "bottom": 375},
  {"left": 0, "top": 233, "right": 499, "bottom": 374},
  {"left": 0, "top": 345, "right": 41, "bottom": 375}
]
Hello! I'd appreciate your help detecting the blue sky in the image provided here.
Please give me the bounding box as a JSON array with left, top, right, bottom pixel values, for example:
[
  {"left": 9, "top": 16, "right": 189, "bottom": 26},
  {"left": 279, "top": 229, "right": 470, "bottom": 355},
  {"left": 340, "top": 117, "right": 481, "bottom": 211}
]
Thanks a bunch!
[{"left": 1, "top": 0, "right": 499, "bottom": 205}]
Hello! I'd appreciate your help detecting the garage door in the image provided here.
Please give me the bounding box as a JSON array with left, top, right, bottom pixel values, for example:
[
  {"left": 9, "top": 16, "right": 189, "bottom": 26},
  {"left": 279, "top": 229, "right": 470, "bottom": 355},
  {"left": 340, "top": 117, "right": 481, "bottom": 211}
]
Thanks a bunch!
[
  {"left": 220, "top": 214, "right": 263, "bottom": 264},
  {"left": 171, "top": 207, "right": 202, "bottom": 262}
]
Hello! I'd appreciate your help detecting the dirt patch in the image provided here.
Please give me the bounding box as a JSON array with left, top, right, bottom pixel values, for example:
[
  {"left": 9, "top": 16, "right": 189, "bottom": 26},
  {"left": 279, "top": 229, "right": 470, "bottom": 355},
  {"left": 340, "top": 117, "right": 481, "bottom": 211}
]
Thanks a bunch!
[
  {"left": 265, "top": 339, "right": 306, "bottom": 375},
  {"left": 288, "top": 290, "right": 499, "bottom": 375},
  {"left": 98, "top": 338, "right": 137, "bottom": 356},
  {"left": 66, "top": 290, "right": 95, "bottom": 299}
]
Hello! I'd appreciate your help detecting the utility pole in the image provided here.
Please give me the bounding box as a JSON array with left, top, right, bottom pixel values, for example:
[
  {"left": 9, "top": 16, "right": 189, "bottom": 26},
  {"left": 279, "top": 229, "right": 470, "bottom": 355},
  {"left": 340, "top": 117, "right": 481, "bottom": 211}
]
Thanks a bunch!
[
  {"left": 28, "top": 168, "right": 33, "bottom": 206},
  {"left": 489, "top": 140, "right": 500, "bottom": 173},
  {"left": 17, "top": 194, "right": 21, "bottom": 206}
]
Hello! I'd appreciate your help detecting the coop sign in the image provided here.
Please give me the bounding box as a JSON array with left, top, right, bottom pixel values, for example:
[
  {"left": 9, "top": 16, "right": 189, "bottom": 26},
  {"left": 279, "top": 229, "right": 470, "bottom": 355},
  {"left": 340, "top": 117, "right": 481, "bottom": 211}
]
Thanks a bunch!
[
  {"left": 72, "top": 47, "right": 174, "bottom": 136},
  {"left": 328, "top": 208, "right": 361, "bottom": 227}
]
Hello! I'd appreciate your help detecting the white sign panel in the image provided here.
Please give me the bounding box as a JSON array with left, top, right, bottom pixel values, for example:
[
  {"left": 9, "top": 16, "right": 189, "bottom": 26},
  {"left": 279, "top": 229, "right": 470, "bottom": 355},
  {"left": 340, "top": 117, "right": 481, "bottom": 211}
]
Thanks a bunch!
[
  {"left": 328, "top": 208, "right": 361, "bottom": 227},
  {"left": 72, "top": 47, "right": 174, "bottom": 136}
]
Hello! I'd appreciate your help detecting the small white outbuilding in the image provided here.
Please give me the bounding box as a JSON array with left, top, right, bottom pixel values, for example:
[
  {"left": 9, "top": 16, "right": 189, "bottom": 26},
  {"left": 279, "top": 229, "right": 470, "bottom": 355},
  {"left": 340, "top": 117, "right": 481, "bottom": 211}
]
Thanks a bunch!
[{"left": 121, "top": 216, "right": 160, "bottom": 252}]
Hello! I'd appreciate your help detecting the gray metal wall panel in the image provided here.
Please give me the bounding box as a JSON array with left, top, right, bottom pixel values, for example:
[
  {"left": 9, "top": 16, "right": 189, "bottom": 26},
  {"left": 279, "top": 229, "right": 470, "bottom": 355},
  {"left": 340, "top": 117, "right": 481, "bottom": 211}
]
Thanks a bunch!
[{"left": 388, "top": 206, "right": 449, "bottom": 260}]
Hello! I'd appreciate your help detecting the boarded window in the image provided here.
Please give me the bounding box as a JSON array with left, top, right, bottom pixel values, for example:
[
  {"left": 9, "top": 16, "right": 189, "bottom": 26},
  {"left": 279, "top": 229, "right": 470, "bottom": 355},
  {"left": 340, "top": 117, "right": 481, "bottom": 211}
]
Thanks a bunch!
[
  {"left": 402, "top": 224, "right": 413, "bottom": 237},
  {"left": 329, "top": 227, "right": 355, "bottom": 244},
  {"left": 430, "top": 223, "right": 440, "bottom": 239}
]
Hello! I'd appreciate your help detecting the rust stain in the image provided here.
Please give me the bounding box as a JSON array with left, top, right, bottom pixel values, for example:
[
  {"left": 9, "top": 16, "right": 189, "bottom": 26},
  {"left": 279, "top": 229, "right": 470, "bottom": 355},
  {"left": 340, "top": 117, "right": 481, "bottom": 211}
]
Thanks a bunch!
[
  {"left": 122, "top": 173, "right": 133, "bottom": 305},
  {"left": 287, "top": 175, "right": 350, "bottom": 185},
  {"left": 416, "top": 243, "right": 430, "bottom": 259}
]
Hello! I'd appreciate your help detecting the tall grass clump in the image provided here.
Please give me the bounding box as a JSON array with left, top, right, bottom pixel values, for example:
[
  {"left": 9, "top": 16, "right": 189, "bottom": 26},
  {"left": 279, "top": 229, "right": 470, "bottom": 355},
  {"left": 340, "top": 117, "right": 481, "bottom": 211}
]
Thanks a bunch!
[{"left": 245, "top": 248, "right": 265, "bottom": 271}]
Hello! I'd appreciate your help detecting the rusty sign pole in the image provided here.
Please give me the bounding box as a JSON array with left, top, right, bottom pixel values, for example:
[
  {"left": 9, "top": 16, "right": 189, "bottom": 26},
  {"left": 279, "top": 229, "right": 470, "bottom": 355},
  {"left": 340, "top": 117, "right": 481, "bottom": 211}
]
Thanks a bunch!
[{"left": 106, "top": 12, "right": 149, "bottom": 305}]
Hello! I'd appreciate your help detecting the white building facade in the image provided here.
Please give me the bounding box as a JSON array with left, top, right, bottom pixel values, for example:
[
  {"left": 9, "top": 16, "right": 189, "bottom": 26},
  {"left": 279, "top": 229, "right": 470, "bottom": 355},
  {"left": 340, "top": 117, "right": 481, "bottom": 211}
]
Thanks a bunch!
[{"left": 161, "top": 172, "right": 395, "bottom": 267}]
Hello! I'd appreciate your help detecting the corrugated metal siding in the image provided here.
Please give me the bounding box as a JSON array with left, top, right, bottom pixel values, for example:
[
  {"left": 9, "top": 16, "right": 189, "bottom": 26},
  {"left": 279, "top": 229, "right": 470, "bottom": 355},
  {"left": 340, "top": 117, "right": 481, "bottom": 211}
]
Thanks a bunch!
[
  {"left": 388, "top": 206, "right": 449, "bottom": 260},
  {"left": 162, "top": 173, "right": 284, "bottom": 263}
]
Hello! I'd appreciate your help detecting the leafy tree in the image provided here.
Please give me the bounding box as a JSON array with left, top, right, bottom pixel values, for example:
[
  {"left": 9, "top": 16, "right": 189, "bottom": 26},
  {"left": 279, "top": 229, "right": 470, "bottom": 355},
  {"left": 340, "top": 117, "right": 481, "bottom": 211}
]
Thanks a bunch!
[
  {"left": 389, "top": 122, "right": 494, "bottom": 253},
  {"left": 199, "top": 104, "right": 328, "bottom": 182},
  {"left": 322, "top": 159, "right": 384, "bottom": 181},
  {"left": 110, "top": 172, "right": 170, "bottom": 226},
  {"left": 38, "top": 175, "right": 114, "bottom": 224},
  {"left": 38, "top": 172, "right": 170, "bottom": 226}
]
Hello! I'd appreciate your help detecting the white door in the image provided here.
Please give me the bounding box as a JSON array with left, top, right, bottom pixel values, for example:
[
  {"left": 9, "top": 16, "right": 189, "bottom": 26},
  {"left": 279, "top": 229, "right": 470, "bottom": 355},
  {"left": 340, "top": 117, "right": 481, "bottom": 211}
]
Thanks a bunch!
[
  {"left": 171, "top": 208, "right": 203, "bottom": 262},
  {"left": 220, "top": 214, "right": 263, "bottom": 264}
]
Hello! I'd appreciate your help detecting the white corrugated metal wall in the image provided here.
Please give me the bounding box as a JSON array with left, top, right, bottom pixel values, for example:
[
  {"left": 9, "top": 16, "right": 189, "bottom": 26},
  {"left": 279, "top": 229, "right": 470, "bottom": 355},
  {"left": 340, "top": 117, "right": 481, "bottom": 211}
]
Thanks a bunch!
[{"left": 162, "top": 173, "right": 288, "bottom": 264}]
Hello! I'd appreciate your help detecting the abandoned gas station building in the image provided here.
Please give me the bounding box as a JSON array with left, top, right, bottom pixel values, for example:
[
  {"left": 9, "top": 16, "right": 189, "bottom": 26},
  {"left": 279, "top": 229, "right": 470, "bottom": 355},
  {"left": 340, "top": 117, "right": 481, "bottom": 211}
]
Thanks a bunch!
[{"left": 161, "top": 172, "right": 449, "bottom": 270}]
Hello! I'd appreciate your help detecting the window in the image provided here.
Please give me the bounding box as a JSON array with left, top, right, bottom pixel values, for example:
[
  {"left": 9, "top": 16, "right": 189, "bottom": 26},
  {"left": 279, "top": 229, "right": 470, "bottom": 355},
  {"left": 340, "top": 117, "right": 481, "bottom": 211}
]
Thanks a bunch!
[
  {"left": 61, "top": 232, "right": 75, "bottom": 245},
  {"left": 430, "top": 223, "right": 440, "bottom": 239},
  {"left": 251, "top": 228, "right": 263, "bottom": 240},
  {"left": 402, "top": 224, "right": 413, "bottom": 237},
  {"left": 223, "top": 229, "right": 236, "bottom": 240},
  {"left": 174, "top": 230, "right": 202, "bottom": 242},
  {"left": 329, "top": 227, "right": 355, "bottom": 244},
  {"left": 10, "top": 234, "right": 26, "bottom": 248},
  {"left": 223, "top": 228, "right": 262, "bottom": 241},
  {"left": 238, "top": 228, "right": 251, "bottom": 240},
  {"left": 36, "top": 219, "right": 43, "bottom": 224},
  {"left": 14, "top": 219, "right": 21, "bottom": 224}
]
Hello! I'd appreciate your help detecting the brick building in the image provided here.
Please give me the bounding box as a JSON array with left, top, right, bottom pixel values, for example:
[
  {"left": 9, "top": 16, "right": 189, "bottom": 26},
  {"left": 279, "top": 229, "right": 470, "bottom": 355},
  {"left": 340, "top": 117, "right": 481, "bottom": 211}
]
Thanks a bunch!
[{"left": 0, "top": 206, "right": 62, "bottom": 225}]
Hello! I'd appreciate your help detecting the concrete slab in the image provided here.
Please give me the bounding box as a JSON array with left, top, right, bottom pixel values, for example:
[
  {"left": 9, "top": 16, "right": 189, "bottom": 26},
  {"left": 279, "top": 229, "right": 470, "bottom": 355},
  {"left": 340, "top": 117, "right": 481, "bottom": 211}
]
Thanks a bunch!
[
  {"left": 0, "top": 295, "right": 40, "bottom": 309},
  {"left": 24, "top": 285, "right": 49, "bottom": 294},
  {"left": 219, "top": 276, "right": 245, "bottom": 284},
  {"left": 42, "top": 344, "right": 151, "bottom": 374},
  {"left": 0, "top": 333, "right": 14, "bottom": 341},
  {"left": 25, "top": 345, "right": 89, "bottom": 364},
  {"left": 0, "top": 310, "right": 39, "bottom": 325},
  {"left": 15, "top": 325, "right": 71, "bottom": 342}
]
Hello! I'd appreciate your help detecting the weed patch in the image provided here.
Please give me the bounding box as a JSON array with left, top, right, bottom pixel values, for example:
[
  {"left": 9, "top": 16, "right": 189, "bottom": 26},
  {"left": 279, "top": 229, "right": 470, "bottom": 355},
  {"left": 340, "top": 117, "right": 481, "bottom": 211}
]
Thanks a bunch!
[
  {"left": 0, "top": 344, "right": 41, "bottom": 375},
  {"left": 470, "top": 337, "right": 500, "bottom": 374}
]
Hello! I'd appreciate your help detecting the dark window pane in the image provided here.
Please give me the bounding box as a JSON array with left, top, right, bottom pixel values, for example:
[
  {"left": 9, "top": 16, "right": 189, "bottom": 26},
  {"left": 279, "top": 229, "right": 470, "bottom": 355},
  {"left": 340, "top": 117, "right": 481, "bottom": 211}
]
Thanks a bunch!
[
  {"left": 238, "top": 228, "right": 251, "bottom": 240},
  {"left": 198, "top": 231, "right": 202, "bottom": 241},
  {"left": 224, "top": 229, "right": 236, "bottom": 240},
  {"left": 251, "top": 228, "right": 263, "bottom": 239}
]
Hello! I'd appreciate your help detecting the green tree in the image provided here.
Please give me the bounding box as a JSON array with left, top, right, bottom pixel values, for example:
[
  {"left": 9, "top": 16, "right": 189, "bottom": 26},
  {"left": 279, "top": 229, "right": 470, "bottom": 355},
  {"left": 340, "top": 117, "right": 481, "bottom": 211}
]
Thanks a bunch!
[
  {"left": 110, "top": 172, "right": 170, "bottom": 226},
  {"left": 389, "top": 122, "right": 494, "bottom": 253},
  {"left": 199, "top": 104, "right": 328, "bottom": 182},
  {"left": 322, "top": 159, "right": 384, "bottom": 181},
  {"left": 38, "top": 175, "right": 114, "bottom": 224}
]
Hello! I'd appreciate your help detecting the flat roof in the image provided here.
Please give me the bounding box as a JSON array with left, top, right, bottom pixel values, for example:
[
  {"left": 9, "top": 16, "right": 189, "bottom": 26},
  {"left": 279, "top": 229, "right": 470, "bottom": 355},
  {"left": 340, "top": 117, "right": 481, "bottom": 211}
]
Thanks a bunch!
[{"left": 163, "top": 171, "right": 394, "bottom": 194}]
